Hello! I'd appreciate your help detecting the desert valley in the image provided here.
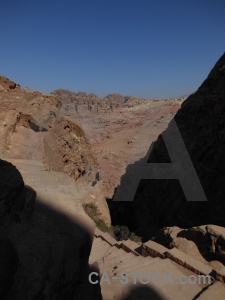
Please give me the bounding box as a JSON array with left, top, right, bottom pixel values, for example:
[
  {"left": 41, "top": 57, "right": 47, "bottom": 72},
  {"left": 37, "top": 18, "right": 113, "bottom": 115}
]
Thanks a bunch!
[{"left": 0, "top": 52, "right": 225, "bottom": 299}]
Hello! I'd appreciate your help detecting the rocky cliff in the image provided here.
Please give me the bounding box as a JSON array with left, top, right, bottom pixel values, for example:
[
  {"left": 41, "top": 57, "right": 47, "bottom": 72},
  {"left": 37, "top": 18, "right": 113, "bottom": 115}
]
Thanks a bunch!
[{"left": 110, "top": 52, "right": 225, "bottom": 240}]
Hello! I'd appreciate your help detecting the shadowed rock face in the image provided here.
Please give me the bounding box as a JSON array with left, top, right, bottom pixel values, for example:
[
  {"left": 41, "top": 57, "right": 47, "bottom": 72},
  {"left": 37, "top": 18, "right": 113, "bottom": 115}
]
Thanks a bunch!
[
  {"left": 110, "top": 52, "right": 225, "bottom": 239},
  {"left": 0, "top": 159, "right": 101, "bottom": 300}
]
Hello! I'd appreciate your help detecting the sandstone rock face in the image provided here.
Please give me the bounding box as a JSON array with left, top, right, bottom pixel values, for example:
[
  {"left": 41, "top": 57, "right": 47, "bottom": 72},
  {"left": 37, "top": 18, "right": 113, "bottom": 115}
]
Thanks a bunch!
[
  {"left": 111, "top": 52, "right": 225, "bottom": 239},
  {"left": 0, "top": 79, "right": 97, "bottom": 184},
  {"left": 0, "top": 76, "right": 20, "bottom": 91},
  {"left": 43, "top": 117, "right": 97, "bottom": 181},
  {"left": 154, "top": 224, "right": 225, "bottom": 279},
  {"left": 155, "top": 226, "right": 208, "bottom": 263},
  {"left": 0, "top": 159, "right": 100, "bottom": 300}
]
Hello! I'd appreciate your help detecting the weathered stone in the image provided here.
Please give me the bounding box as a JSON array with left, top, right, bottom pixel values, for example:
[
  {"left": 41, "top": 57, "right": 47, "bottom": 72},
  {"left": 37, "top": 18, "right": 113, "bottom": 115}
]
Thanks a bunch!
[
  {"left": 120, "top": 240, "right": 141, "bottom": 256},
  {"left": 165, "top": 248, "right": 214, "bottom": 277},
  {"left": 197, "top": 282, "right": 225, "bottom": 300},
  {"left": 142, "top": 240, "right": 168, "bottom": 258},
  {"left": 94, "top": 230, "right": 118, "bottom": 246}
]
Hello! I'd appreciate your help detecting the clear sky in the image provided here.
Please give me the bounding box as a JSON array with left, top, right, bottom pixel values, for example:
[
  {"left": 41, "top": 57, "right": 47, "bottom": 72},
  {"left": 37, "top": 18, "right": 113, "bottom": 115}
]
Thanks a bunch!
[{"left": 0, "top": 0, "right": 225, "bottom": 98}]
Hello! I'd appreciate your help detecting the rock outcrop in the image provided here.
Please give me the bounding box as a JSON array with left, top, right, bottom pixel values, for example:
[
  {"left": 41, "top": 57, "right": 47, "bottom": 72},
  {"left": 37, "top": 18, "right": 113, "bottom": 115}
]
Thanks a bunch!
[
  {"left": 43, "top": 117, "right": 97, "bottom": 181},
  {"left": 0, "top": 76, "right": 20, "bottom": 91},
  {"left": 155, "top": 225, "right": 225, "bottom": 265},
  {"left": 0, "top": 78, "right": 97, "bottom": 184}
]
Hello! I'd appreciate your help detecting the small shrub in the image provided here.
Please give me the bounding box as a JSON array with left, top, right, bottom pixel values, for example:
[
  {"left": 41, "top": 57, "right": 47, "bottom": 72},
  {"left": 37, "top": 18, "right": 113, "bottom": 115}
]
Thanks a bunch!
[
  {"left": 113, "top": 225, "right": 130, "bottom": 241},
  {"left": 130, "top": 232, "right": 142, "bottom": 243},
  {"left": 82, "top": 203, "right": 100, "bottom": 220},
  {"left": 95, "top": 218, "right": 110, "bottom": 232},
  {"left": 82, "top": 203, "right": 142, "bottom": 242},
  {"left": 82, "top": 202, "right": 111, "bottom": 232}
]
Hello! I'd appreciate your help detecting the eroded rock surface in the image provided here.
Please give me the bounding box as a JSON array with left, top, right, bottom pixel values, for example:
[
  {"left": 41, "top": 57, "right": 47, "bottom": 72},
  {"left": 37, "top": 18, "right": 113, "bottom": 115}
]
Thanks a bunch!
[{"left": 0, "top": 76, "right": 97, "bottom": 184}]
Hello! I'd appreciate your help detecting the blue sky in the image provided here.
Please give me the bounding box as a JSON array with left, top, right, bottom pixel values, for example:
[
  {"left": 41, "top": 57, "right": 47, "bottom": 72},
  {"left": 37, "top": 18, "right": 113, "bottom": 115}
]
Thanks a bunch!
[{"left": 0, "top": 0, "right": 225, "bottom": 98}]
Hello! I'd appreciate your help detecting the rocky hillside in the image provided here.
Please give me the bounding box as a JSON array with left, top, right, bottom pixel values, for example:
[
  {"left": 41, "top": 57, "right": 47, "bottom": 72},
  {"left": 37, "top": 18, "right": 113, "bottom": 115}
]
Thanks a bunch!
[
  {"left": 52, "top": 89, "right": 184, "bottom": 200},
  {"left": 0, "top": 75, "right": 20, "bottom": 91},
  {"left": 52, "top": 89, "right": 185, "bottom": 112},
  {"left": 0, "top": 77, "right": 97, "bottom": 184},
  {"left": 0, "top": 76, "right": 105, "bottom": 298},
  {"left": 110, "top": 52, "right": 225, "bottom": 239}
]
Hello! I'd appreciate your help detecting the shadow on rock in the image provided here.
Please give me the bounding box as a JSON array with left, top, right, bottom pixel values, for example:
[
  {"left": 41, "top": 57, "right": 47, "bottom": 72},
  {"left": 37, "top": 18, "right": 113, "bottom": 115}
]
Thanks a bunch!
[{"left": 0, "top": 158, "right": 102, "bottom": 300}]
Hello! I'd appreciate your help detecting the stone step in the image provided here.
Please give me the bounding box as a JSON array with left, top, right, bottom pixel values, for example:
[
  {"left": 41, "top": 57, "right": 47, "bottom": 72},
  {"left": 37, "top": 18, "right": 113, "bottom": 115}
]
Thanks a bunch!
[
  {"left": 94, "top": 246, "right": 126, "bottom": 268},
  {"left": 92, "top": 237, "right": 103, "bottom": 245},
  {"left": 92, "top": 245, "right": 121, "bottom": 264},
  {"left": 113, "top": 256, "right": 145, "bottom": 275},
  {"left": 103, "top": 248, "right": 126, "bottom": 262},
  {"left": 91, "top": 240, "right": 110, "bottom": 252},
  {"left": 196, "top": 282, "right": 225, "bottom": 299},
  {"left": 143, "top": 240, "right": 169, "bottom": 258},
  {"left": 94, "top": 227, "right": 102, "bottom": 237},
  {"left": 94, "top": 246, "right": 124, "bottom": 266},
  {"left": 108, "top": 252, "right": 135, "bottom": 265},
  {"left": 101, "top": 253, "right": 137, "bottom": 276},
  {"left": 120, "top": 239, "right": 141, "bottom": 255},
  {"left": 89, "top": 241, "right": 112, "bottom": 264},
  {"left": 120, "top": 257, "right": 161, "bottom": 275},
  {"left": 94, "top": 229, "right": 118, "bottom": 246},
  {"left": 165, "top": 248, "right": 215, "bottom": 278},
  {"left": 99, "top": 252, "right": 135, "bottom": 273},
  {"left": 110, "top": 258, "right": 206, "bottom": 300}
]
